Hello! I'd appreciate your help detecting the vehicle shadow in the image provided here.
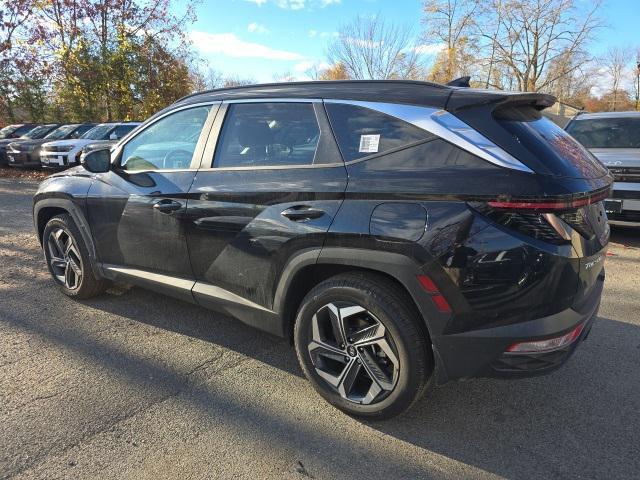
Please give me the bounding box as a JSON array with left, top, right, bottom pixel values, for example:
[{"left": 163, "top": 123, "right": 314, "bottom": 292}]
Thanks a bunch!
[{"left": 60, "top": 286, "right": 640, "bottom": 479}]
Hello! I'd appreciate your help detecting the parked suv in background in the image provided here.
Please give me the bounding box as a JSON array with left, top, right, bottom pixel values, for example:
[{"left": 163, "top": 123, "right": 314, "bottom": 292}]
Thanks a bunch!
[
  {"left": 0, "top": 124, "right": 54, "bottom": 166},
  {"left": 566, "top": 111, "right": 640, "bottom": 226},
  {"left": 40, "top": 122, "right": 141, "bottom": 170},
  {"left": 33, "top": 81, "right": 611, "bottom": 419},
  {"left": 7, "top": 123, "right": 95, "bottom": 168}
]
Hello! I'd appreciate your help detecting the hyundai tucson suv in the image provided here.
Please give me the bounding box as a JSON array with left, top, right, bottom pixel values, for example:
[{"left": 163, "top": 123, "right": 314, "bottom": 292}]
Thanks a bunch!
[
  {"left": 40, "top": 122, "right": 141, "bottom": 170},
  {"left": 566, "top": 111, "right": 640, "bottom": 226},
  {"left": 7, "top": 123, "right": 95, "bottom": 168},
  {"left": 0, "top": 124, "right": 54, "bottom": 166},
  {"left": 33, "top": 81, "right": 612, "bottom": 419}
]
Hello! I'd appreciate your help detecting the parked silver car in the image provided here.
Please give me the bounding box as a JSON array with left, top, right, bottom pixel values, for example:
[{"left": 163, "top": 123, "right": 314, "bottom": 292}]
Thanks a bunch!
[
  {"left": 566, "top": 111, "right": 640, "bottom": 226},
  {"left": 40, "top": 122, "right": 141, "bottom": 170}
]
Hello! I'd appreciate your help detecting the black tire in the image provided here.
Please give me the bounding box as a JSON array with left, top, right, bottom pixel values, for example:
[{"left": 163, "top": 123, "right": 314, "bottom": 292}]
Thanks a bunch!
[
  {"left": 294, "top": 272, "right": 433, "bottom": 420},
  {"left": 42, "top": 214, "right": 108, "bottom": 299}
]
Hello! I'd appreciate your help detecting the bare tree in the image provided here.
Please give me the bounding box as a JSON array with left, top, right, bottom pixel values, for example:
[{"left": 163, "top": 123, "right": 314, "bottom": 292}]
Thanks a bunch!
[
  {"left": 422, "top": 0, "right": 481, "bottom": 82},
  {"left": 480, "top": 0, "right": 603, "bottom": 92},
  {"left": 328, "top": 16, "right": 425, "bottom": 80},
  {"left": 602, "top": 47, "right": 632, "bottom": 111}
]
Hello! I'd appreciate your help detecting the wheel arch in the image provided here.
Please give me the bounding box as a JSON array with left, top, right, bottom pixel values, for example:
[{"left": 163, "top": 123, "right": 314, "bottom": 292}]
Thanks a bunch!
[
  {"left": 275, "top": 248, "right": 435, "bottom": 345},
  {"left": 34, "top": 198, "right": 102, "bottom": 277}
]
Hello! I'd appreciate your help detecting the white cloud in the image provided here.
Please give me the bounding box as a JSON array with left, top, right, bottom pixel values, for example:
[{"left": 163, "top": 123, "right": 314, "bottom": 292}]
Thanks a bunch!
[
  {"left": 244, "top": 0, "right": 339, "bottom": 9},
  {"left": 308, "top": 29, "right": 338, "bottom": 38},
  {"left": 190, "top": 31, "right": 305, "bottom": 60},
  {"left": 414, "top": 43, "right": 447, "bottom": 55},
  {"left": 276, "top": 0, "right": 305, "bottom": 9},
  {"left": 248, "top": 22, "right": 269, "bottom": 34}
]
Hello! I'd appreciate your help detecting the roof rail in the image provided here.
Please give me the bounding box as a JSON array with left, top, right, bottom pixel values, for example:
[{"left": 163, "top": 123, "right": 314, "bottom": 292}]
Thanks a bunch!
[{"left": 446, "top": 76, "right": 471, "bottom": 87}]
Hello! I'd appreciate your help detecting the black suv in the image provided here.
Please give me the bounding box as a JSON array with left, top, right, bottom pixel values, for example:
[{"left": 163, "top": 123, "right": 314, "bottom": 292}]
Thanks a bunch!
[{"left": 33, "top": 81, "right": 611, "bottom": 419}]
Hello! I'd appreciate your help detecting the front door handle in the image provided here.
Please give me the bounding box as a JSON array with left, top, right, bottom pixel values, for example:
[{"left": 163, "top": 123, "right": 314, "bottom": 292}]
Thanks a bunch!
[
  {"left": 281, "top": 205, "right": 325, "bottom": 221},
  {"left": 153, "top": 199, "right": 182, "bottom": 213}
]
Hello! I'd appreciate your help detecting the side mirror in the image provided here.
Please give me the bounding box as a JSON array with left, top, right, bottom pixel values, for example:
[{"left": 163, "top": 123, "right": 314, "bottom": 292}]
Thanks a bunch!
[
  {"left": 109, "top": 132, "right": 118, "bottom": 140},
  {"left": 80, "top": 147, "right": 111, "bottom": 173}
]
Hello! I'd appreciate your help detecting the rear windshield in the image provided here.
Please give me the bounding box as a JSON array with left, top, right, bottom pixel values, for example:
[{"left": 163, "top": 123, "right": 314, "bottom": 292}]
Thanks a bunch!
[
  {"left": 566, "top": 117, "right": 640, "bottom": 149},
  {"left": 495, "top": 106, "right": 608, "bottom": 178}
]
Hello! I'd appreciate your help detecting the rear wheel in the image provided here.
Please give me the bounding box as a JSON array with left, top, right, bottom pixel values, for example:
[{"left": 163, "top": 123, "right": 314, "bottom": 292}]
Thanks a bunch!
[
  {"left": 42, "top": 214, "right": 108, "bottom": 299},
  {"left": 294, "top": 272, "right": 433, "bottom": 419}
]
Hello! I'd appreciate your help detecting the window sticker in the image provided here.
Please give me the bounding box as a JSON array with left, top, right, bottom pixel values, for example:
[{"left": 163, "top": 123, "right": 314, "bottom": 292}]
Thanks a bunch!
[{"left": 359, "top": 134, "right": 380, "bottom": 153}]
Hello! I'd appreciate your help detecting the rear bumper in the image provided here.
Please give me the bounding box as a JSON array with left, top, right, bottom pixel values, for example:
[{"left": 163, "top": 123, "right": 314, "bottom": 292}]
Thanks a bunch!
[{"left": 433, "top": 272, "right": 603, "bottom": 383}]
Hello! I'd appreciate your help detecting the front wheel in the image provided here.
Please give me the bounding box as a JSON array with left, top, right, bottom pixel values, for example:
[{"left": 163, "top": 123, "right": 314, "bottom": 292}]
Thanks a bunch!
[
  {"left": 294, "top": 273, "right": 433, "bottom": 420},
  {"left": 42, "top": 214, "right": 108, "bottom": 299}
]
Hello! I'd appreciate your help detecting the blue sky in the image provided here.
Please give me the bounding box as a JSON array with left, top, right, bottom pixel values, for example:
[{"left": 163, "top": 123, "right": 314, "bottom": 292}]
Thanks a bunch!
[{"left": 184, "top": 0, "right": 639, "bottom": 83}]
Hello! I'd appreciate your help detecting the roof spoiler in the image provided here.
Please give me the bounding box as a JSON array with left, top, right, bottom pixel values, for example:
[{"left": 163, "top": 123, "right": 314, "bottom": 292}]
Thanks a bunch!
[
  {"left": 446, "top": 90, "right": 557, "bottom": 114},
  {"left": 446, "top": 76, "right": 471, "bottom": 87}
]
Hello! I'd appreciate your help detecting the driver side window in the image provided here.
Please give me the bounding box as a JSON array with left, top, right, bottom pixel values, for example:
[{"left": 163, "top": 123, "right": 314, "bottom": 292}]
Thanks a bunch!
[{"left": 121, "top": 105, "right": 211, "bottom": 171}]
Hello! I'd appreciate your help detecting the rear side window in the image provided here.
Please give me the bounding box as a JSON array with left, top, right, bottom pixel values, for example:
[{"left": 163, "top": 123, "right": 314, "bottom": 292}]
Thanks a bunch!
[
  {"left": 215, "top": 103, "right": 320, "bottom": 168},
  {"left": 495, "top": 106, "right": 608, "bottom": 178},
  {"left": 566, "top": 117, "right": 640, "bottom": 149},
  {"left": 325, "top": 103, "right": 431, "bottom": 162}
]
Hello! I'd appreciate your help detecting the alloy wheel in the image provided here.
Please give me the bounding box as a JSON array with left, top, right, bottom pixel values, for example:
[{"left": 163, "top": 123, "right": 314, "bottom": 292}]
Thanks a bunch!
[
  {"left": 308, "top": 302, "right": 400, "bottom": 405},
  {"left": 47, "top": 227, "right": 82, "bottom": 290}
]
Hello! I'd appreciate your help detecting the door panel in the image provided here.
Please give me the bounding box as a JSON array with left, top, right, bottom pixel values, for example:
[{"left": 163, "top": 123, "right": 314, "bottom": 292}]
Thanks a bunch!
[
  {"left": 87, "top": 170, "right": 198, "bottom": 276},
  {"left": 185, "top": 100, "right": 347, "bottom": 311},
  {"left": 86, "top": 103, "right": 219, "bottom": 278},
  {"left": 185, "top": 167, "right": 347, "bottom": 309}
]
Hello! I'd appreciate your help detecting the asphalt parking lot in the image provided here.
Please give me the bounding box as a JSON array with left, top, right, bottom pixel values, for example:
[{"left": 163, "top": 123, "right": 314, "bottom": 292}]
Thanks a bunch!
[{"left": 1, "top": 177, "right": 639, "bottom": 480}]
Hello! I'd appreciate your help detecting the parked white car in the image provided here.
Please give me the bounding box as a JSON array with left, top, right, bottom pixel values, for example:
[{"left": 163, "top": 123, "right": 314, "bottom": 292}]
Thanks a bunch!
[{"left": 40, "top": 122, "right": 141, "bottom": 170}]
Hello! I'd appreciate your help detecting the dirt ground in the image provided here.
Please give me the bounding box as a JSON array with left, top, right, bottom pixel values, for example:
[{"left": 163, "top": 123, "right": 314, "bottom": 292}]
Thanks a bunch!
[{"left": 1, "top": 178, "right": 639, "bottom": 479}]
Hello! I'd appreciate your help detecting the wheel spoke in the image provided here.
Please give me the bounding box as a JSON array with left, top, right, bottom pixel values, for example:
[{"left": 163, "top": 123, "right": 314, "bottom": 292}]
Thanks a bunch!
[
  {"left": 64, "top": 263, "right": 75, "bottom": 288},
  {"left": 326, "top": 303, "right": 347, "bottom": 346},
  {"left": 358, "top": 347, "right": 394, "bottom": 391},
  {"left": 52, "top": 229, "right": 66, "bottom": 257},
  {"left": 350, "top": 322, "right": 385, "bottom": 346},
  {"left": 337, "top": 358, "right": 361, "bottom": 399}
]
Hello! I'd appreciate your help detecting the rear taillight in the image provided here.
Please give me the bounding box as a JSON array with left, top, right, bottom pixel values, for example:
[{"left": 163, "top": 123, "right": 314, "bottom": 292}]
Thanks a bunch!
[
  {"left": 471, "top": 187, "right": 610, "bottom": 245},
  {"left": 505, "top": 323, "right": 585, "bottom": 354}
]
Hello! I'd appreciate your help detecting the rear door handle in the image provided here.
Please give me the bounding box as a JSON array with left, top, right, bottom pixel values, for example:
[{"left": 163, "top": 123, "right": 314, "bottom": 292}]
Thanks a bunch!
[
  {"left": 281, "top": 205, "right": 325, "bottom": 221},
  {"left": 153, "top": 199, "right": 182, "bottom": 213}
]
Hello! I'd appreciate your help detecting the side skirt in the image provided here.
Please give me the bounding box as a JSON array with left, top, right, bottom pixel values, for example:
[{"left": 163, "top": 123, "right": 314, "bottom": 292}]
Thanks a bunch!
[{"left": 100, "top": 264, "right": 284, "bottom": 337}]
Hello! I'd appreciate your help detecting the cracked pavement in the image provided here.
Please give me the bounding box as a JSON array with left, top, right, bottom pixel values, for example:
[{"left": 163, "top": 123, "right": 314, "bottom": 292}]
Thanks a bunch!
[{"left": 1, "top": 178, "right": 639, "bottom": 479}]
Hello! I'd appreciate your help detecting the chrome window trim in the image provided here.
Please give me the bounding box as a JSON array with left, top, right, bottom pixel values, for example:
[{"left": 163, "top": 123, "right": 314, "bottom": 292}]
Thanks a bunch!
[
  {"left": 323, "top": 99, "right": 534, "bottom": 173},
  {"left": 111, "top": 101, "right": 221, "bottom": 172}
]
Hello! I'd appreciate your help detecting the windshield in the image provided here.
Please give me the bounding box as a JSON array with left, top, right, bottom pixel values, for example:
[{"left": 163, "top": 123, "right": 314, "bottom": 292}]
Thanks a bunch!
[
  {"left": 23, "top": 125, "right": 56, "bottom": 139},
  {"left": 81, "top": 124, "right": 115, "bottom": 140},
  {"left": 44, "top": 124, "right": 79, "bottom": 140},
  {"left": 566, "top": 117, "right": 640, "bottom": 149},
  {"left": 0, "top": 125, "right": 19, "bottom": 139}
]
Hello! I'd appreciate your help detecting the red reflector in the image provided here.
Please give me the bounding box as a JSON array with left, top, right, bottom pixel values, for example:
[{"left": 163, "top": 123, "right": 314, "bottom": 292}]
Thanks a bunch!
[
  {"left": 506, "top": 323, "right": 585, "bottom": 353},
  {"left": 431, "top": 294, "right": 452, "bottom": 313},
  {"left": 417, "top": 274, "right": 438, "bottom": 293},
  {"left": 417, "top": 275, "right": 452, "bottom": 313}
]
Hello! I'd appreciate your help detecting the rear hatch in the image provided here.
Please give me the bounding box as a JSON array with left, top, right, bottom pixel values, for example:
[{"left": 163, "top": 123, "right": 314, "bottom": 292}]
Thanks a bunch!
[{"left": 447, "top": 89, "right": 611, "bottom": 298}]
